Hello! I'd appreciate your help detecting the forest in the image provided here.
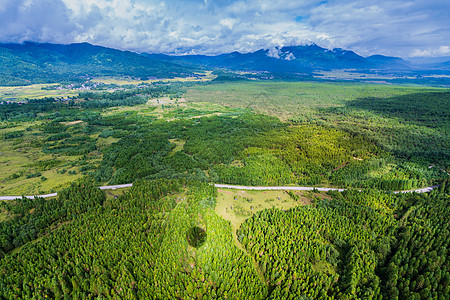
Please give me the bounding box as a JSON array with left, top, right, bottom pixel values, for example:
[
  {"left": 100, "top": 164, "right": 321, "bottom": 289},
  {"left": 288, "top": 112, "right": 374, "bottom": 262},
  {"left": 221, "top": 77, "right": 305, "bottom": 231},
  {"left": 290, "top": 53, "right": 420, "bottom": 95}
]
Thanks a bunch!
[
  {"left": 0, "top": 79, "right": 448, "bottom": 299},
  {"left": 0, "top": 178, "right": 448, "bottom": 299}
]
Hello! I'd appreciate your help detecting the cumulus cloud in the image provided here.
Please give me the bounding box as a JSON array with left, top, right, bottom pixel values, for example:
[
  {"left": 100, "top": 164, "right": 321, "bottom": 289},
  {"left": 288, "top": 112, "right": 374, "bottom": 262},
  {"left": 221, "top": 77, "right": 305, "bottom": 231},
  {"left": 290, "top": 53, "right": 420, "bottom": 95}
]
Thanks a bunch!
[
  {"left": 0, "top": 0, "right": 448, "bottom": 58},
  {"left": 410, "top": 46, "right": 450, "bottom": 57}
]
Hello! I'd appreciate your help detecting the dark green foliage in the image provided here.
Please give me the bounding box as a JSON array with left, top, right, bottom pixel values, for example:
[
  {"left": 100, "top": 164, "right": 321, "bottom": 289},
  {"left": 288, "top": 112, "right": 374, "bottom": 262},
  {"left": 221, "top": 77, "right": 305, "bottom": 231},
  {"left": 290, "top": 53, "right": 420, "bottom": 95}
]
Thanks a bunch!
[
  {"left": 0, "top": 179, "right": 104, "bottom": 253},
  {"left": 89, "top": 109, "right": 445, "bottom": 188},
  {"left": 3, "top": 130, "right": 24, "bottom": 139},
  {"left": 321, "top": 91, "right": 450, "bottom": 168},
  {"left": 381, "top": 186, "right": 450, "bottom": 299},
  {"left": 186, "top": 226, "right": 207, "bottom": 248},
  {"left": 237, "top": 185, "right": 449, "bottom": 299},
  {"left": 0, "top": 84, "right": 184, "bottom": 121},
  {"left": 0, "top": 180, "right": 266, "bottom": 299},
  {"left": 0, "top": 181, "right": 448, "bottom": 298}
]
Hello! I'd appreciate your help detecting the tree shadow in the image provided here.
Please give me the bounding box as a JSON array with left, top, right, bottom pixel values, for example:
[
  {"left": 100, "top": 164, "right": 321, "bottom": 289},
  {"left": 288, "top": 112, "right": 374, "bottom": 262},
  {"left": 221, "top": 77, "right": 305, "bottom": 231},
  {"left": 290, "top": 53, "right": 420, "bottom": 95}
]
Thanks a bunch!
[
  {"left": 186, "top": 226, "right": 207, "bottom": 248},
  {"left": 318, "top": 90, "right": 450, "bottom": 164}
]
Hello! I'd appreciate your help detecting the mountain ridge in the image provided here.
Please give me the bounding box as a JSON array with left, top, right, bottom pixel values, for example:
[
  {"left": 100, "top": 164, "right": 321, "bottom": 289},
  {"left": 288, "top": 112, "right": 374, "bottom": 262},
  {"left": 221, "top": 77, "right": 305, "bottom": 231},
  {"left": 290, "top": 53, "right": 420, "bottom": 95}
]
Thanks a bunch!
[{"left": 0, "top": 41, "right": 448, "bottom": 86}]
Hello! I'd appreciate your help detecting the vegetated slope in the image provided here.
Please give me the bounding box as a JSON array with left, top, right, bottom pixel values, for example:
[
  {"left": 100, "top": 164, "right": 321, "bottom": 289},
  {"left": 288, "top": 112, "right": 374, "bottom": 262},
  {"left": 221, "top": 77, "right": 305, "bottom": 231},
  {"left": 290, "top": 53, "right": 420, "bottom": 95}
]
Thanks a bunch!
[
  {"left": 2, "top": 41, "right": 446, "bottom": 86},
  {"left": 0, "top": 42, "right": 195, "bottom": 86},
  {"left": 93, "top": 112, "right": 444, "bottom": 191},
  {"left": 0, "top": 178, "right": 448, "bottom": 299},
  {"left": 0, "top": 82, "right": 188, "bottom": 196}
]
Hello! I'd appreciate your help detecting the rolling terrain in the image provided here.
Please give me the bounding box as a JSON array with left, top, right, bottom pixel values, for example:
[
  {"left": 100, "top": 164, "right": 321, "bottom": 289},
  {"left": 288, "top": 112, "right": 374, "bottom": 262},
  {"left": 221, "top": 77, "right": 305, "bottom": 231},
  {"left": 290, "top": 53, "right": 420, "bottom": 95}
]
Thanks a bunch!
[{"left": 0, "top": 44, "right": 449, "bottom": 299}]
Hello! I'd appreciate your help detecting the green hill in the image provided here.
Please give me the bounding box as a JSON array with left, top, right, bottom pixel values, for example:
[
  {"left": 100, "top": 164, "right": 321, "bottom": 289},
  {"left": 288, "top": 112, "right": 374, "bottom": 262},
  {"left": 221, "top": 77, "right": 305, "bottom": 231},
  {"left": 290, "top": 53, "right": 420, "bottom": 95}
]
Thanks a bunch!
[{"left": 0, "top": 42, "right": 196, "bottom": 86}]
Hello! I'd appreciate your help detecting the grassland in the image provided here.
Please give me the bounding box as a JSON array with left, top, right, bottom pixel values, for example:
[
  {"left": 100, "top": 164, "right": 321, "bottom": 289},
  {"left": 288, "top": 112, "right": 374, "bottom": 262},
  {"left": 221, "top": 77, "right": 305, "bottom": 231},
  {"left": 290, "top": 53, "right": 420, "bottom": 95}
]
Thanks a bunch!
[
  {"left": 185, "top": 81, "right": 443, "bottom": 120},
  {"left": 92, "top": 71, "right": 216, "bottom": 85},
  {"left": 186, "top": 81, "right": 449, "bottom": 171},
  {"left": 0, "top": 124, "right": 83, "bottom": 196},
  {"left": 0, "top": 84, "right": 78, "bottom": 102},
  {"left": 0, "top": 120, "right": 120, "bottom": 196},
  {"left": 215, "top": 188, "right": 329, "bottom": 232},
  {"left": 1, "top": 80, "right": 447, "bottom": 196}
]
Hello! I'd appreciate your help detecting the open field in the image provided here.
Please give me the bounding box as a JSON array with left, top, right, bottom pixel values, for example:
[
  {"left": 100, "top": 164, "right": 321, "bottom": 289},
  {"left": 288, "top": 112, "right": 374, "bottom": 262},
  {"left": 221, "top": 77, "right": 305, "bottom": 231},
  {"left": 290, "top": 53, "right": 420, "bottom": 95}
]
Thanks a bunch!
[
  {"left": 185, "top": 81, "right": 443, "bottom": 120},
  {"left": 0, "top": 121, "right": 109, "bottom": 196},
  {"left": 215, "top": 188, "right": 329, "bottom": 231},
  {"left": 186, "top": 81, "right": 450, "bottom": 172},
  {"left": 91, "top": 71, "right": 217, "bottom": 85},
  {"left": 1, "top": 80, "right": 448, "bottom": 197},
  {"left": 0, "top": 84, "right": 78, "bottom": 101},
  {"left": 0, "top": 134, "right": 83, "bottom": 196}
]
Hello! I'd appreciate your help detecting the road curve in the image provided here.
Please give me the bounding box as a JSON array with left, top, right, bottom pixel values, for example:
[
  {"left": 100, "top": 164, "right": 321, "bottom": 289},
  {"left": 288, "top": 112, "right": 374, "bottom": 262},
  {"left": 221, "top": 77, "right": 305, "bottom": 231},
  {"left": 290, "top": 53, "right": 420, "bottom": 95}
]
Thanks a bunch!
[{"left": 0, "top": 183, "right": 440, "bottom": 201}]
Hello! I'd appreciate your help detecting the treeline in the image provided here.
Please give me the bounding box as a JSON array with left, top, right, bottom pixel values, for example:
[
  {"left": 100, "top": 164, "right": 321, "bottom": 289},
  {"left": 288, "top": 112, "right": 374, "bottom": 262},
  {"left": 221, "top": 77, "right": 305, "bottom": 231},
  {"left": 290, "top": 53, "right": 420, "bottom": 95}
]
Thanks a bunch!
[
  {"left": 0, "top": 83, "right": 185, "bottom": 121},
  {"left": 0, "top": 179, "right": 104, "bottom": 256},
  {"left": 381, "top": 180, "right": 450, "bottom": 299},
  {"left": 318, "top": 91, "right": 450, "bottom": 168},
  {"left": 1, "top": 88, "right": 446, "bottom": 194},
  {"left": 0, "top": 179, "right": 448, "bottom": 298},
  {"left": 78, "top": 83, "right": 185, "bottom": 108}
]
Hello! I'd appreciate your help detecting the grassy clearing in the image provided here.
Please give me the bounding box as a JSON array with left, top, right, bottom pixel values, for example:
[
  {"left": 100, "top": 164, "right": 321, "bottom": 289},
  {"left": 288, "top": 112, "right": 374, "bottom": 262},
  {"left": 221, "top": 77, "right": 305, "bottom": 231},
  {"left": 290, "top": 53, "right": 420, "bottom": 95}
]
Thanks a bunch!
[
  {"left": 215, "top": 188, "right": 333, "bottom": 232},
  {"left": 101, "top": 99, "right": 229, "bottom": 121},
  {"left": 311, "top": 260, "right": 337, "bottom": 275},
  {"left": 103, "top": 187, "right": 131, "bottom": 200},
  {"left": 0, "top": 84, "right": 78, "bottom": 101},
  {"left": 216, "top": 189, "right": 306, "bottom": 231},
  {"left": 168, "top": 139, "right": 186, "bottom": 156},
  {"left": 0, "top": 123, "right": 103, "bottom": 196}
]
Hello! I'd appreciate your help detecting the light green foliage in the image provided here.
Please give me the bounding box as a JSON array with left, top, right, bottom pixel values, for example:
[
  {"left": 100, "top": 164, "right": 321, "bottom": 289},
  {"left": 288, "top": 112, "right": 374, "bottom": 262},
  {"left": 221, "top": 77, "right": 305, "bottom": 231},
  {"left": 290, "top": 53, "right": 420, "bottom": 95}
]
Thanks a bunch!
[
  {"left": 186, "top": 82, "right": 449, "bottom": 169},
  {"left": 185, "top": 81, "right": 440, "bottom": 120}
]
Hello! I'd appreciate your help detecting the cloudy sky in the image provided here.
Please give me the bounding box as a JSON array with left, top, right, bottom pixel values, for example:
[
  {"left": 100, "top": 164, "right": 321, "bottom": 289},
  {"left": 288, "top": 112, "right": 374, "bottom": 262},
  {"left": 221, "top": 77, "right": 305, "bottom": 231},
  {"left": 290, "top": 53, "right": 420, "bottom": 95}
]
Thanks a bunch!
[{"left": 0, "top": 0, "right": 449, "bottom": 58}]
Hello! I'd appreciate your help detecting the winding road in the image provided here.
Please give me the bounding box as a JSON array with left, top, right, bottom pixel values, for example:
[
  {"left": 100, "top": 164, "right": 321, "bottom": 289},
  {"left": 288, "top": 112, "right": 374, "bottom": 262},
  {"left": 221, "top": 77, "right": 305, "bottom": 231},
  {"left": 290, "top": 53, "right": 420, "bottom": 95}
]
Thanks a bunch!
[{"left": 0, "top": 183, "right": 439, "bottom": 201}]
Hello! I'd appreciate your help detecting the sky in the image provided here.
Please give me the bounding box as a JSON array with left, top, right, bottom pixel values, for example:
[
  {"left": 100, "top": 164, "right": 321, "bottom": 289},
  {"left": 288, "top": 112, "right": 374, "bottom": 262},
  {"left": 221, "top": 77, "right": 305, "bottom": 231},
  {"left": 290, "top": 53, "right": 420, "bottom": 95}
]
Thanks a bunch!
[{"left": 0, "top": 0, "right": 449, "bottom": 58}]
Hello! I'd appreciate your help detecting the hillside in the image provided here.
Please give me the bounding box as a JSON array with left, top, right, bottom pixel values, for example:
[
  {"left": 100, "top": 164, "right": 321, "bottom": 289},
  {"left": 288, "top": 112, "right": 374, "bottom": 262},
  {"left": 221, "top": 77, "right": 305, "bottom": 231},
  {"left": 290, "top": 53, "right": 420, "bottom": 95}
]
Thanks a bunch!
[{"left": 0, "top": 42, "right": 195, "bottom": 86}]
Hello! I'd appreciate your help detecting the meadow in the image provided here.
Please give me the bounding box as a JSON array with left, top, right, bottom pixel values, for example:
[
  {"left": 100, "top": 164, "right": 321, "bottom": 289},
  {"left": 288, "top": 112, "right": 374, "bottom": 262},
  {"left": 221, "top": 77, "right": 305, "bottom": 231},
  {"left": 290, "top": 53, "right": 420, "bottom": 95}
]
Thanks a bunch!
[
  {"left": 184, "top": 81, "right": 443, "bottom": 120},
  {"left": 91, "top": 71, "right": 216, "bottom": 85},
  {"left": 0, "top": 84, "right": 78, "bottom": 102}
]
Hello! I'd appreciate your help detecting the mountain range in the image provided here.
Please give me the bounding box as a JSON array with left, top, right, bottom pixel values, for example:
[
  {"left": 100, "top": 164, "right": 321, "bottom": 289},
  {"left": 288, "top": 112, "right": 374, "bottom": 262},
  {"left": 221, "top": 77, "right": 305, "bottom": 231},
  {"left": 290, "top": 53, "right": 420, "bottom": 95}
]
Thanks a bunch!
[
  {"left": 0, "top": 42, "right": 448, "bottom": 86},
  {"left": 145, "top": 44, "right": 411, "bottom": 73}
]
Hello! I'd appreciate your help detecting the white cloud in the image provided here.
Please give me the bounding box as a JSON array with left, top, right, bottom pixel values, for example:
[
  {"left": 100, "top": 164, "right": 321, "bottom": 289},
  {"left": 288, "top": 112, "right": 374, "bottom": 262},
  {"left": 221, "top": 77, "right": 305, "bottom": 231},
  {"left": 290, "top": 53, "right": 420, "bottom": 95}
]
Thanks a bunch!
[
  {"left": 0, "top": 0, "right": 449, "bottom": 58},
  {"left": 220, "top": 18, "right": 237, "bottom": 30},
  {"left": 410, "top": 46, "right": 450, "bottom": 58},
  {"left": 267, "top": 47, "right": 281, "bottom": 59}
]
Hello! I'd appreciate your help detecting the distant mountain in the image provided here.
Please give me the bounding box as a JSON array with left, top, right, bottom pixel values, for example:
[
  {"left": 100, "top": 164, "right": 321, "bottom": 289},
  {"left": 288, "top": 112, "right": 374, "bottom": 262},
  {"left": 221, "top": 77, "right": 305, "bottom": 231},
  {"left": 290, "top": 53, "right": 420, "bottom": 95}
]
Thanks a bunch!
[
  {"left": 407, "top": 56, "right": 450, "bottom": 70},
  {"left": 1, "top": 42, "right": 447, "bottom": 86},
  {"left": 144, "top": 44, "right": 412, "bottom": 75},
  {"left": 0, "top": 42, "right": 195, "bottom": 85}
]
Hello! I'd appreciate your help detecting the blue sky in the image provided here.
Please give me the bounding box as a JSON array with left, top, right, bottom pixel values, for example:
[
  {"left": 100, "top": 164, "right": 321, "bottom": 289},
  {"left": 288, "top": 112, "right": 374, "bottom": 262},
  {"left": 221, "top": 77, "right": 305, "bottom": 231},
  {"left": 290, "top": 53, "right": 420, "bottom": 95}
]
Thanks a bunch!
[{"left": 0, "top": 0, "right": 449, "bottom": 58}]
